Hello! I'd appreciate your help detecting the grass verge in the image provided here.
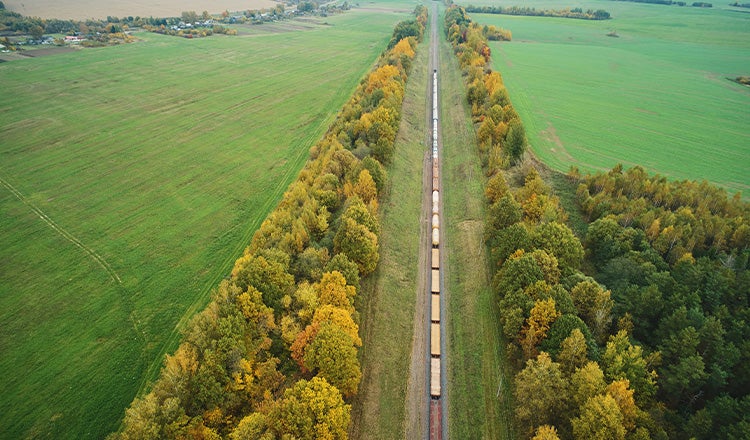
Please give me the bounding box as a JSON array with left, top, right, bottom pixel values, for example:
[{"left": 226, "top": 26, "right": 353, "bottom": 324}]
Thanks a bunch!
[{"left": 350, "top": 12, "right": 429, "bottom": 440}]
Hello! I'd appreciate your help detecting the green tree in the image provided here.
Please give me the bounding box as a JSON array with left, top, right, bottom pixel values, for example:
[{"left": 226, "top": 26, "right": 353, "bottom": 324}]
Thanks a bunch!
[
  {"left": 540, "top": 314, "right": 593, "bottom": 359},
  {"left": 303, "top": 322, "right": 362, "bottom": 397},
  {"left": 602, "top": 330, "right": 658, "bottom": 405},
  {"left": 571, "top": 394, "right": 626, "bottom": 440},
  {"left": 231, "top": 412, "right": 272, "bottom": 440},
  {"left": 570, "top": 280, "right": 613, "bottom": 344},
  {"left": 489, "top": 222, "right": 530, "bottom": 264},
  {"left": 531, "top": 222, "right": 584, "bottom": 270},
  {"left": 488, "top": 193, "right": 523, "bottom": 231},
  {"left": 30, "top": 24, "right": 44, "bottom": 39},
  {"left": 658, "top": 326, "right": 708, "bottom": 407},
  {"left": 505, "top": 118, "right": 527, "bottom": 164},
  {"left": 571, "top": 361, "right": 606, "bottom": 407},
  {"left": 325, "top": 253, "right": 360, "bottom": 290},
  {"left": 231, "top": 253, "right": 295, "bottom": 311},
  {"left": 333, "top": 217, "right": 379, "bottom": 275},
  {"left": 117, "top": 394, "right": 188, "bottom": 440},
  {"left": 514, "top": 352, "right": 569, "bottom": 435},
  {"left": 268, "top": 376, "right": 351, "bottom": 439},
  {"left": 557, "top": 328, "right": 588, "bottom": 374},
  {"left": 494, "top": 249, "right": 560, "bottom": 297}
]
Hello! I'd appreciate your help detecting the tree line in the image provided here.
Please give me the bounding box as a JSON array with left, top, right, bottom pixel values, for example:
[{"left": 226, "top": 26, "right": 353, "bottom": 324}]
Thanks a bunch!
[
  {"left": 608, "top": 0, "right": 711, "bottom": 7},
  {"left": 446, "top": 4, "right": 749, "bottom": 439},
  {"left": 465, "top": 5, "right": 611, "bottom": 21},
  {"left": 109, "top": 6, "right": 427, "bottom": 440}
]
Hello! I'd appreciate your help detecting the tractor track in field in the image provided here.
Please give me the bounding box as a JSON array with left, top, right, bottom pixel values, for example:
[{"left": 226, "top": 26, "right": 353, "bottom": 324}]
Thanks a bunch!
[{"left": 0, "top": 174, "right": 123, "bottom": 285}]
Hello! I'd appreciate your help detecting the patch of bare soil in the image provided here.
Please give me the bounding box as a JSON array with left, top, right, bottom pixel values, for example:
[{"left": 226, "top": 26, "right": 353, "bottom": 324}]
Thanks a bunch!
[
  {"left": 4, "top": 0, "right": 278, "bottom": 20},
  {"left": 16, "top": 47, "right": 78, "bottom": 57}
]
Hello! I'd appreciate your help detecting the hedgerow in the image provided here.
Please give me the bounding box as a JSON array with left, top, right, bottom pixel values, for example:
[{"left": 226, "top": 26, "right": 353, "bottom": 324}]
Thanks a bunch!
[{"left": 110, "top": 6, "right": 427, "bottom": 439}]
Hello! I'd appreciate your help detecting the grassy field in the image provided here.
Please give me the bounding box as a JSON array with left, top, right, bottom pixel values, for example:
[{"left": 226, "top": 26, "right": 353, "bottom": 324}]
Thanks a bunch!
[
  {"left": 438, "top": 7, "right": 515, "bottom": 439},
  {"left": 467, "top": 1, "right": 750, "bottom": 194},
  {"left": 350, "top": 16, "right": 428, "bottom": 438},
  {"left": 0, "top": 11, "right": 406, "bottom": 439}
]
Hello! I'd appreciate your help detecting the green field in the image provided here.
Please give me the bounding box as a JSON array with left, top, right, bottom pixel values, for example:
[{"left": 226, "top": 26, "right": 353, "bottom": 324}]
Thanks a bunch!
[
  {"left": 468, "top": 1, "right": 750, "bottom": 194},
  {"left": 0, "top": 11, "right": 406, "bottom": 439}
]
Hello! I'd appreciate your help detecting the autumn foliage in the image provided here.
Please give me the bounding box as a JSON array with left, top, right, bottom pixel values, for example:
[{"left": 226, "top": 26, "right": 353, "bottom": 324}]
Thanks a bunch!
[
  {"left": 111, "top": 9, "right": 425, "bottom": 440},
  {"left": 445, "top": 6, "right": 525, "bottom": 168},
  {"left": 445, "top": 5, "right": 668, "bottom": 439}
]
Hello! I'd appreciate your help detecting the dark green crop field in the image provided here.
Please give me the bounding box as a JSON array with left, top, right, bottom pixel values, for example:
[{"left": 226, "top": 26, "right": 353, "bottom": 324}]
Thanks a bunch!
[
  {"left": 470, "top": 1, "right": 750, "bottom": 194},
  {"left": 0, "top": 10, "right": 406, "bottom": 439}
]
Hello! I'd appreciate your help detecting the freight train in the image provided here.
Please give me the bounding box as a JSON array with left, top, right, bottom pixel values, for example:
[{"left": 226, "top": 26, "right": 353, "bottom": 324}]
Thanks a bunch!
[{"left": 429, "top": 68, "right": 443, "bottom": 440}]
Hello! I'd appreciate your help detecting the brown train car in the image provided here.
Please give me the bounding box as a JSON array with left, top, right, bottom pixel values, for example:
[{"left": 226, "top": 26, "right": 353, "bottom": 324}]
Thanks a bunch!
[
  {"left": 431, "top": 322, "right": 441, "bottom": 357},
  {"left": 431, "top": 293, "right": 440, "bottom": 323},
  {"left": 431, "top": 248, "right": 440, "bottom": 269},
  {"left": 431, "top": 269, "right": 440, "bottom": 293}
]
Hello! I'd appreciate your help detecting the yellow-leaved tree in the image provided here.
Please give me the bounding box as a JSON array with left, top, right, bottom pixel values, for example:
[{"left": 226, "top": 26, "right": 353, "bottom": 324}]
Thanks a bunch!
[
  {"left": 520, "top": 298, "right": 560, "bottom": 359},
  {"left": 391, "top": 37, "right": 415, "bottom": 58}
]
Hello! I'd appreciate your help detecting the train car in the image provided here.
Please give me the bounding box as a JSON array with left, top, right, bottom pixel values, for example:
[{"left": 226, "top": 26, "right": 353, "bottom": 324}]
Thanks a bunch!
[
  {"left": 432, "top": 190, "right": 439, "bottom": 205},
  {"left": 432, "top": 201, "right": 439, "bottom": 215},
  {"left": 431, "top": 269, "right": 440, "bottom": 293},
  {"left": 430, "top": 400, "right": 442, "bottom": 440},
  {"left": 432, "top": 228, "right": 440, "bottom": 247},
  {"left": 432, "top": 176, "right": 439, "bottom": 192},
  {"left": 430, "top": 322, "right": 441, "bottom": 357},
  {"left": 431, "top": 248, "right": 440, "bottom": 269},
  {"left": 430, "top": 358, "right": 441, "bottom": 397},
  {"left": 431, "top": 293, "right": 440, "bottom": 322},
  {"left": 432, "top": 214, "right": 439, "bottom": 230}
]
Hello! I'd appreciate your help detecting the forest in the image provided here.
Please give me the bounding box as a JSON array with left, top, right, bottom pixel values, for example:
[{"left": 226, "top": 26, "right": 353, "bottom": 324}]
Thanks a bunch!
[
  {"left": 109, "top": 6, "right": 427, "bottom": 439},
  {"left": 465, "top": 5, "right": 611, "bottom": 21},
  {"left": 446, "top": 4, "right": 749, "bottom": 439}
]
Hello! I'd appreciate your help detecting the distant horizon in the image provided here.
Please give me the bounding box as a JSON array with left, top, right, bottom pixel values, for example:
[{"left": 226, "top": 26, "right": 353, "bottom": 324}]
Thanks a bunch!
[{"left": 4, "top": 0, "right": 279, "bottom": 20}]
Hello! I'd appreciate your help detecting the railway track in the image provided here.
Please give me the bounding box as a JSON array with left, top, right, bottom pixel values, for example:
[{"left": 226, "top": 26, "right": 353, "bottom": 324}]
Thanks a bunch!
[{"left": 426, "top": 3, "right": 446, "bottom": 439}]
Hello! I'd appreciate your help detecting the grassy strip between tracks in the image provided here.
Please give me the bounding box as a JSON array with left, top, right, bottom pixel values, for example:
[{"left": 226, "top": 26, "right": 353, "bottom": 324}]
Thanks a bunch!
[
  {"left": 350, "top": 14, "right": 429, "bottom": 440},
  {"left": 437, "top": 8, "right": 515, "bottom": 439}
]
